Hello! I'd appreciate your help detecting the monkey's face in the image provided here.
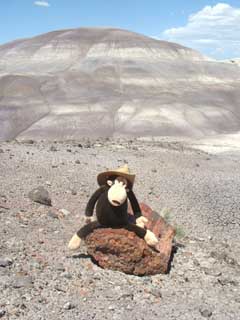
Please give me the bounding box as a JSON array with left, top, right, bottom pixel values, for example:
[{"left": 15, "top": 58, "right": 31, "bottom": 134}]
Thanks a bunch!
[{"left": 107, "top": 177, "right": 128, "bottom": 207}]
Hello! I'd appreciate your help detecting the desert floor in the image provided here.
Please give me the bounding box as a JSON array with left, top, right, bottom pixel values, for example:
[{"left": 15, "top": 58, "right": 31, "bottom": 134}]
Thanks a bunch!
[{"left": 0, "top": 138, "right": 239, "bottom": 320}]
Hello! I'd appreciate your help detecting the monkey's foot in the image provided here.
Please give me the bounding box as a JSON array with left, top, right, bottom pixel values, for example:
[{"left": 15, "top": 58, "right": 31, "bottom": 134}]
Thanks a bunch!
[
  {"left": 144, "top": 230, "right": 158, "bottom": 247},
  {"left": 136, "top": 216, "right": 148, "bottom": 228},
  {"left": 68, "top": 233, "right": 81, "bottom": 250}
]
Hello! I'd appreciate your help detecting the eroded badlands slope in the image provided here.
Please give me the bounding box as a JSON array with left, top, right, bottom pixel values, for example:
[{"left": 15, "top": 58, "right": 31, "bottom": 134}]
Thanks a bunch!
[{"left": 1, "top": 28, "right": 240, "bottom": 140}]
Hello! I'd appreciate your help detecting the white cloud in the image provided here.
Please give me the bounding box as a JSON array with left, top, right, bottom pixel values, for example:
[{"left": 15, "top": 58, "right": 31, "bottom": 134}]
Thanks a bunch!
[
  {"left": 162, "top": 3, "right": 240, "bottom": 59},
  {"left": 34, "top": 1, "right": 50, "bottom": 7}
]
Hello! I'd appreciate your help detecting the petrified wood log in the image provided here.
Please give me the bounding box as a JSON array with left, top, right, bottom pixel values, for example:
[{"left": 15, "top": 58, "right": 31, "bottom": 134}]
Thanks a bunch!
[{"left": 85, "top": 203, "right": 176, "bottom": 276}]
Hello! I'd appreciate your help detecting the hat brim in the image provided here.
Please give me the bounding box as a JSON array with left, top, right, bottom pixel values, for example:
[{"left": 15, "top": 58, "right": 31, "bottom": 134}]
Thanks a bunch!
[{"left": 97, "top": 170, "right": 135, "bottom": 189}]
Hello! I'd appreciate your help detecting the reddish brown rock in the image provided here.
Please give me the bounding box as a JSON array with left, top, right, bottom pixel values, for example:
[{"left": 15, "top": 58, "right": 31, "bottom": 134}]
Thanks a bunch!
[{"left": 85, "top": 203, "right": 176, "bottom": 275}]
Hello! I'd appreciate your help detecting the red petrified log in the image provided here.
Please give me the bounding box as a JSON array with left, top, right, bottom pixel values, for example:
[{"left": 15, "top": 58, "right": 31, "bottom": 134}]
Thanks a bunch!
[{"left": 85, "top": 203, "right": 176, "bottom": 276}]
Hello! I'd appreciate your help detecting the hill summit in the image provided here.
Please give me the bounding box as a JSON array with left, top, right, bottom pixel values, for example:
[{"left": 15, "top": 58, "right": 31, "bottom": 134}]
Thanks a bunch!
[{"left": 0, "top": 27, "right": 240, "bottom": 140}]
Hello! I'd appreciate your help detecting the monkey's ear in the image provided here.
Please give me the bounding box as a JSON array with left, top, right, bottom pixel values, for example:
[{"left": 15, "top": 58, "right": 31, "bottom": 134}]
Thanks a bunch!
[{"left": 107, "top": 180, "right": 113, "bottom": 186}]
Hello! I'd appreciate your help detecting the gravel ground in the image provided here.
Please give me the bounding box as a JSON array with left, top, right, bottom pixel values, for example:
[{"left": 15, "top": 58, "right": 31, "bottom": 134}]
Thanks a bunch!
[{"left": 0, "top": 139, "right": 239, "bottom": 320}]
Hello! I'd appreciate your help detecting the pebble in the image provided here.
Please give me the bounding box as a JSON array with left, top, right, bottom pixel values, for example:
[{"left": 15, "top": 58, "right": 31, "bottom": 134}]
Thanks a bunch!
[
  {"left": 0, "top": 309, "right": 6, "bottom": 318},
  {"left": 12, "top": 276, "right": 34, "bottom": 289},
  {"left": 63, "top": 302, "right": 75, "bottom": 310},
  {"left": 126, "top": 305, "right": 132, "bottom": 310},
  {"left": 149, "top": 288, "right": 162, "bottom": 298},
  {"left": 59, "top": 209, "right": 70, "bottom": 217},
  {"left": 56, "top": 264, "right": 65, "bottom": 272},
  {"left": 28, "top": 186, "right": 52, "bottom": 206},
  {"left": 203, "top": 268, "right": 222, "bottom": 277},
  {"left": 48, "top": 210, "right": 59, "bottom": 219},
  {"left": 50, "top": 146, "right": 57, "bottom": 152},
  {"left": 23, "top": 139, "right": 35, "bottom": 144},
  {"left": 118, "top": 293, "right": 134, "bottom": 300},
  {"left": 55, "top": 285, "right": 66, "bottom": 292},
  {"left": 199, "top": 307, "right": 213, "bottom": 318},
  {"left": 108, "top": 306, "right": 115, "bottom": 311},
  {"left": 62, "top": 272, "right": 72, "bottom": 279},
  {"left": 75, "top": 160, "right": 81, "bottom": 164},
  {"left": 0, "top": 258, "right": 13, "bottom": 267}
]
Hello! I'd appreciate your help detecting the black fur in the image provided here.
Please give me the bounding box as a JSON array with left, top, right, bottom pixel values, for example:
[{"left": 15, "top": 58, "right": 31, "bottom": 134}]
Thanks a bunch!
[{"left": 76, "top": 184, "right": 146, "bottom": 239}]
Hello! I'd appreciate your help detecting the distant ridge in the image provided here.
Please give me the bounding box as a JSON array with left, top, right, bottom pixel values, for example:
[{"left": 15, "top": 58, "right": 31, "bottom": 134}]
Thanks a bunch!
[{"left": 0, "top": 27, "right": 240, "bottom": 140}]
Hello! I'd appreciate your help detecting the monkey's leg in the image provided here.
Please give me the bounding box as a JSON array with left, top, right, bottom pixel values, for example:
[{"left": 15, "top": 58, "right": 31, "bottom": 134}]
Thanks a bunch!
[
  {"left": 125, "top": 223, "right": 147, "bottom": 238},
  {"left": 125, "top": 223, "right": 158, "bottom": 247},
  {"left": 77, "top": 221, "right": 101, "bottom": 238},
  {"left": 68, "top": 221, "right": 100, "bottom": 250}
]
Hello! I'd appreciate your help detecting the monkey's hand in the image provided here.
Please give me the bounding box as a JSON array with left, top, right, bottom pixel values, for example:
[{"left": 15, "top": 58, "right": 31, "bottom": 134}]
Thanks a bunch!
[
  {"left": 68, "top": 233, "right": 81, "bottom": 250},
  {"left": 136, "top": 216, "right": 148, "bottom": 228},
  {"left": 85, "top": 216, "right": 94, "bottom": 224},
  {"left": 144, "top": 230, "right": 158, "bottom": 247}
]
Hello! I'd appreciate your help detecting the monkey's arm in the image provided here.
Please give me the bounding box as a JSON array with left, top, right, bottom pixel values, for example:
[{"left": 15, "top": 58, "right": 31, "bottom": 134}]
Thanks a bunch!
[
  {"left": 68, "top": 186, "right": 106, "bottom": 250},
  {"left": 128, "top": 189, "right": 148, "bottom": 228},
  {"left": 85, "top": 185, "right": 106, "bottom": 217},
  {"left": 127, "top": 189, "right": 142, "bottom": 218}
]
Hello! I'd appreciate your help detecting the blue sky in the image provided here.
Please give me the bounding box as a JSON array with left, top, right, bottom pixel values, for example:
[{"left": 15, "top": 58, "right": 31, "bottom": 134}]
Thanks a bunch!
[{"left": 1, "top": 1, "right": 240, "bottom": 59}]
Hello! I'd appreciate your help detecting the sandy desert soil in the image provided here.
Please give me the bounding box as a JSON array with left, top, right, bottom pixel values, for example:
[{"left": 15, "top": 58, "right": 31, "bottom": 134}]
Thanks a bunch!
[{"left": 0, "top": 139, "right": 239, "bottom": 320}]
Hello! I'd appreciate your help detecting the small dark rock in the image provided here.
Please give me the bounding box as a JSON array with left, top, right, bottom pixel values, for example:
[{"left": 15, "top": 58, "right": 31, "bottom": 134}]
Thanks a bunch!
[
  {"left": 62, "top": 272, "right": 72, "bottom": 279},
  {"left": 0, "top": 203, "right": 10, "bottom": 210},
  {"left": 118, "top": 293, "right": 134, "bottom": 300},
  {"left": 67, "top": 148, "right": 72, "bottom": 152},
  {"left": 48, "top": 211, "right": 58, "bottom": 219},
  {"left": 0, "top": 309, "right": 6, "bottom": 318},
  {"left": 202, "top": 268, "right": 221, "bottom": 277},
  {"left": 28, "top": 186, "right": 52, "bottom": 206},
  {"left": 59, "top": 208, "right": 70, "bottom": 217},
  {"left": 199, "top": 307, "right": 212, "bottom": 318},
  {"left": 50, "top": 145, "right": 57, "bottom": 152},
  {"left": 149, "top": 287, "right": 162, "bottom": 298},
  {"left": 22, "top": 139, "right": 35, "bottom": 144},
  {"left": 56, "top": 264, "right": 65, "bottom": 272},
  {"left": 71, "top": 189, "right": 77, "bottom": 195},
  {"left": 0, "top": 258, "right": 13, "bottom": 267},
  {"left": 75, "top": 160, "right": 80, "bottom": 164},
  {"left": 12, "top": 276, "right": 34, "bottom": 289},
  {"left": 63, "top": 302, "right": 75, "bottom": 310},
  {"left": 55, "top": 285, "right": 66, "bottom": 292}
]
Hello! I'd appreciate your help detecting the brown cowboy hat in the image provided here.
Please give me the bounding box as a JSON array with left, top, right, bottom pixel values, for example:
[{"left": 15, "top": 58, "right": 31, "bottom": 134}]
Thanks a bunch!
[{"left": 97, "top": 164, "right": 135, "bottom": 189}]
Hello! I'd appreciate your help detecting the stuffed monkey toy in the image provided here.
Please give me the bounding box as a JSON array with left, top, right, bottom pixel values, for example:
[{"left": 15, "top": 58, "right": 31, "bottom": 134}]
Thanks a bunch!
[{"left": 68, "top": 164, "right": 158, "bottom": 250}]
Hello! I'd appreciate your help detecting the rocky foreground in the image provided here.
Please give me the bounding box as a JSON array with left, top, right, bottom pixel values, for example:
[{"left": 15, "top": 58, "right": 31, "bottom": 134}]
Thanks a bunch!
[{"left": 0, "top": 139, "right": 239, "bottom": 320}]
